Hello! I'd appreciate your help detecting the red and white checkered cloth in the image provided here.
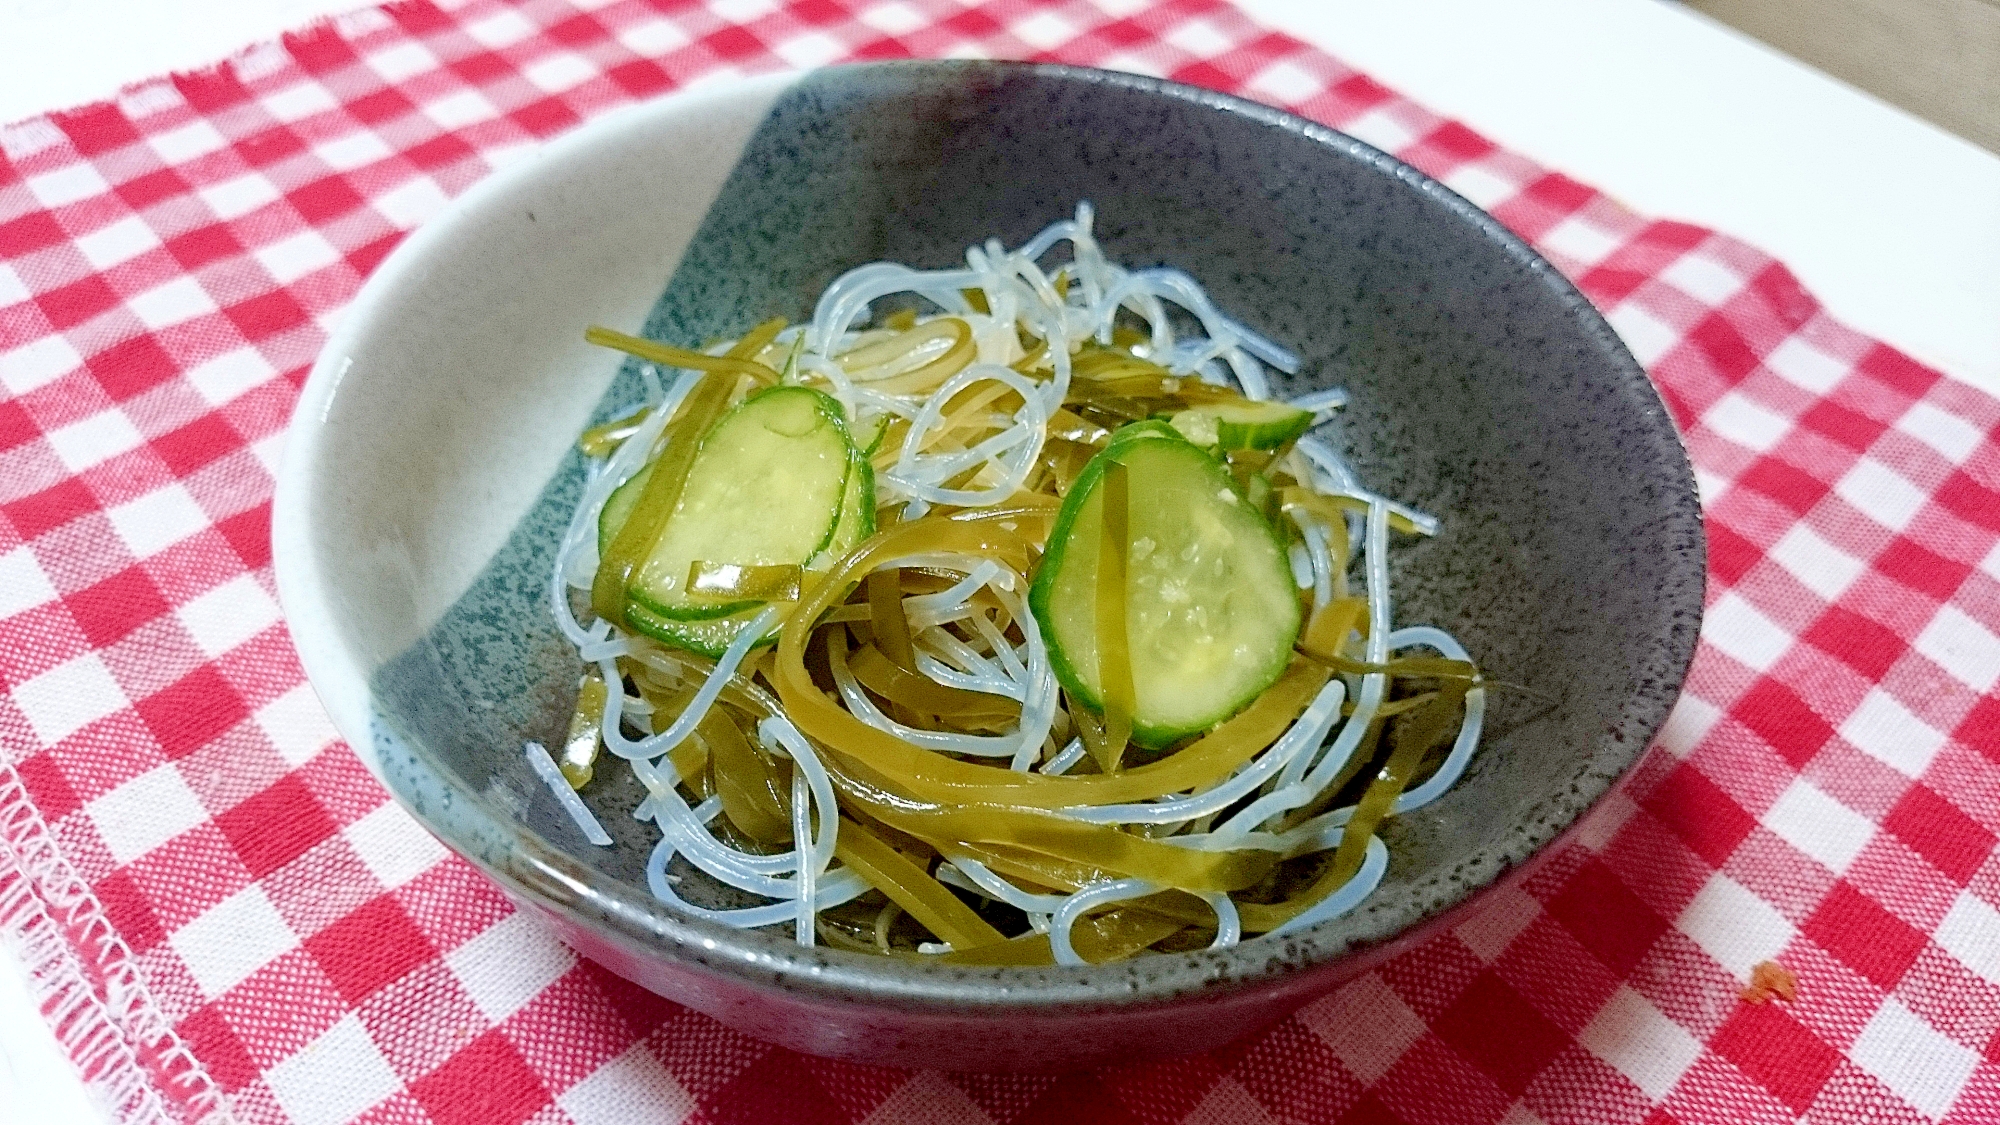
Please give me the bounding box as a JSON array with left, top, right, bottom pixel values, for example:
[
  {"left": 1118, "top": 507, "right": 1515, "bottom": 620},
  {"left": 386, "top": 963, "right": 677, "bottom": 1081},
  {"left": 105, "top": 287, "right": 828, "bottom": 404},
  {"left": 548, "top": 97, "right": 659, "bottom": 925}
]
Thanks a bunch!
[{"left": 2, "top": 0, "right": 1997, "bottom": 1122}]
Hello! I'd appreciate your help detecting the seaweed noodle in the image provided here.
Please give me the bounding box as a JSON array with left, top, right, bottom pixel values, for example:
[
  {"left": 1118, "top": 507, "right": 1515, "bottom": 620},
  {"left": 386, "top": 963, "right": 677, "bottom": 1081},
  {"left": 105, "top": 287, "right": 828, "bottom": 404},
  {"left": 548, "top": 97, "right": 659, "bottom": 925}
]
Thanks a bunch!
[{"left": 539, "top": 205, "right": 1486, "bottom": 965}]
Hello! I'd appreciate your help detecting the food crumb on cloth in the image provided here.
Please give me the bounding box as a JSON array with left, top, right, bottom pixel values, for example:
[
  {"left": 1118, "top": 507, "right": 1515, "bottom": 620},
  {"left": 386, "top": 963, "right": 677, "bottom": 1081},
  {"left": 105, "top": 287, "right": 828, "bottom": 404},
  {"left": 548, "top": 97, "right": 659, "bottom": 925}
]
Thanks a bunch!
[{"left": 1739, "top": 960, "right": 1798, "bottom": 1005}]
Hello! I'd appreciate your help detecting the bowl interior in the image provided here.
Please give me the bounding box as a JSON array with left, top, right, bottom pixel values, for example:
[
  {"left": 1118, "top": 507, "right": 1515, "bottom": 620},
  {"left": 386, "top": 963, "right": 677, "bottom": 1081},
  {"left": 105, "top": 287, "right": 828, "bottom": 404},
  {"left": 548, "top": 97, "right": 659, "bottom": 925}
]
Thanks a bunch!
[{"left": 279, "top": 61, "right": 1703, "bottom": 1004}]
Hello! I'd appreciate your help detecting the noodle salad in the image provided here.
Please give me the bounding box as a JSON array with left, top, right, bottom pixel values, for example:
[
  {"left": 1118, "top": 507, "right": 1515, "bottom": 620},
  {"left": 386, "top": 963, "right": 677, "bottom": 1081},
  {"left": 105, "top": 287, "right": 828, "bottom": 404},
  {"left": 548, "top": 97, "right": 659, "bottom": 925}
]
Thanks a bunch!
[{"left": 536, "top": 205, "right": 1486, "bottom": 965}]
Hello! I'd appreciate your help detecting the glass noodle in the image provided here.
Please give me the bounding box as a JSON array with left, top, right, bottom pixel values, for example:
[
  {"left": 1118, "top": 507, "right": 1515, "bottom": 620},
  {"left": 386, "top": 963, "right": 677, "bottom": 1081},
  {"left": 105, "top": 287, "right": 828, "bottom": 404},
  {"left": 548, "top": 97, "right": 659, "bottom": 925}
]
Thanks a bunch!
[{"left": 541, "top": 205, "right": 1486, "bottom": 965}]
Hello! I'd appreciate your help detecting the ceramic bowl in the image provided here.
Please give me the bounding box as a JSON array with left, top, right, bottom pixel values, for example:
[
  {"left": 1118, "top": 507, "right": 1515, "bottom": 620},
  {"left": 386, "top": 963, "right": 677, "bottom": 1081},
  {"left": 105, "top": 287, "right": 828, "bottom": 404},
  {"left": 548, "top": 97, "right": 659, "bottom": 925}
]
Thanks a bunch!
[{"left": 273, "top": 60, "right": 1704, "bottom": 1071}]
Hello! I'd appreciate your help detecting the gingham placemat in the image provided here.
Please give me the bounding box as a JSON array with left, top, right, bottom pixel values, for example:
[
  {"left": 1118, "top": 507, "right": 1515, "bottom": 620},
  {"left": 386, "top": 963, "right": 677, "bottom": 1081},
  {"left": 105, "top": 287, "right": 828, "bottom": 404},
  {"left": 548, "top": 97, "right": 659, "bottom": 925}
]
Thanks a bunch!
[{"left": 3, "top": 0, "right": 1998, "bottom": 1122}]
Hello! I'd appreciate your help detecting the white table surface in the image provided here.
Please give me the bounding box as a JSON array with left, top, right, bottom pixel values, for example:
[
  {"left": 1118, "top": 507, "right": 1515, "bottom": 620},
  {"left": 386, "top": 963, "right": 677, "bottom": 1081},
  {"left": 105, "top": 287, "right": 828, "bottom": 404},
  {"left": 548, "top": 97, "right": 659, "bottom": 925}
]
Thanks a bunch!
[{"left": 3, "top": 0, "right": 1998, "bottom": 1118}]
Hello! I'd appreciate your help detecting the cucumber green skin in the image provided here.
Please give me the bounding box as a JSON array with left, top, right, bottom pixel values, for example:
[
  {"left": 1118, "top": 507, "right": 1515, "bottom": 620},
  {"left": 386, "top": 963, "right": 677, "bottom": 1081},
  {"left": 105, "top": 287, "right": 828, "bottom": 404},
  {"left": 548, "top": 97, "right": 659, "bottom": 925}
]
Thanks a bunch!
[
  {"left": 624, "top": 600, "right": 777, "bottom": 658},
  {"left": 1106, "top": 419, "right": 1181, "bottom": 446},
  {"left": 1171, "top": 401, "right": 1315, "bottom": 452},
  {"left": 1029, "top": 423, "right": 1301, "bottom": 749},
  {"left": 629, "top": 588, "right": 756, "bottom": 621},
  {"left": 628, "top": 588, "right": 761, "bottom": 622},
  {"left": 1215, "top": 403, "right": 1314, "bottom": 451},
  {"left": 818, "top": 444, "right": 877, "bottom": 565},
  {"left": 627, "top": 386, "right": 850, "bottom": 622},
  {"left": 852, "top": 455, "right": 878, "bottom": 541}
]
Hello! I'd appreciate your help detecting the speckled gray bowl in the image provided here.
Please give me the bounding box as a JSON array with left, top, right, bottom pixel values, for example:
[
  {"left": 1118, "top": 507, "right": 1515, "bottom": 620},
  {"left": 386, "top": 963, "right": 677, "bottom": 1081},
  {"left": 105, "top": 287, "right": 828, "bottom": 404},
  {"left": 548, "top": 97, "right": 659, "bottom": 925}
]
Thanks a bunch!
[{"left": 273, "top": 61, "right": 1704, "bottom": 1071}]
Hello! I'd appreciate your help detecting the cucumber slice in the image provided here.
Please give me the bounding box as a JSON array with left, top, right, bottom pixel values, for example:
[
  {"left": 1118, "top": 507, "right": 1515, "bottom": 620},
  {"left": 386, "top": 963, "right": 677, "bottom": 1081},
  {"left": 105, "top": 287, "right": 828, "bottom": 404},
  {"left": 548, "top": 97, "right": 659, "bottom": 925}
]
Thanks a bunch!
[
  {"left": 1105, "top": 418, "right": 1182, "bottom": 447},
  {"left": 624, "top": 600, "right": 777, "bottom": 658},
  {"left": 1170, "top": 400, "right": 1315, "bottom": 451},
  {"left": 599, "top": 461, "right": 651, "bottom": 559},
  {"left": 622, "top": 448, "right": 875, "bottom": 658},
  {"left": 611, "top": 386, "right": 853, "bottom": 630},
  {"left": 603, "top": 444, "right": 871, "bottom": 621},
  {"left": 814, "top": 445, "right": 876, "bottom": 569},
  {"left": 604, "top": 461, "right": 760, "bottom": 620},
  {"left": 1030, "top": 425, "right": 1300, "bottom": 748}
]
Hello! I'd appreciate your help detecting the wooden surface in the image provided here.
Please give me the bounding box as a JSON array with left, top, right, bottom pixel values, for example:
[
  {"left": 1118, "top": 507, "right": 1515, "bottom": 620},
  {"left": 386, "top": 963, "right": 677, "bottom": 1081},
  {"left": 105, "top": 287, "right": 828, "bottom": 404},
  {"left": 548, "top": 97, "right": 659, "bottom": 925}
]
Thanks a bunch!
[{"left": 1689, "top": 0, "right": 2000, "bottom": 153}]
